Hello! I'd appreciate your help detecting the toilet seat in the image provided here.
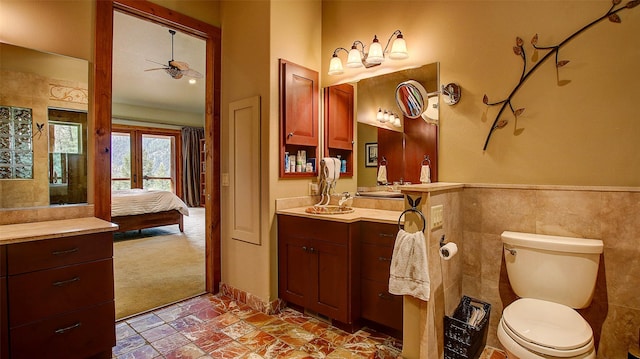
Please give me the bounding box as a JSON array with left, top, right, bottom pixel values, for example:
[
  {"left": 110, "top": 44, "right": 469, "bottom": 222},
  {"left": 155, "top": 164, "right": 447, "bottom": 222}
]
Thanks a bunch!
[{"left": 501, "top": 298, "right": 594, "bottom": 357}]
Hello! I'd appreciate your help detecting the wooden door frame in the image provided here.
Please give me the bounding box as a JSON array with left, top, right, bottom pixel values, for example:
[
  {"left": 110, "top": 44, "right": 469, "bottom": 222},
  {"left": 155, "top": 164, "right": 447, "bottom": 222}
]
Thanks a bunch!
[{"left": 94, "top": 0, "right": 221, "bottom": 293}]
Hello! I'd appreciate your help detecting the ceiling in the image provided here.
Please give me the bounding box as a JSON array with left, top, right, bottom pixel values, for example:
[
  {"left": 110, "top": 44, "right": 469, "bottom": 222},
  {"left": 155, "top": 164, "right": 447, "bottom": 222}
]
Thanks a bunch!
[{"left": 112, "top": 11, "right": 206, "bottom": 115}]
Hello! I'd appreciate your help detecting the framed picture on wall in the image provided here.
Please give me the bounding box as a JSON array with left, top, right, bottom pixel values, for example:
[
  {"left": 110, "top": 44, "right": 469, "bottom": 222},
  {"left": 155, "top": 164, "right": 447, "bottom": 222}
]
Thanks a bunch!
[{"left": 365, "top": 143, "right": 378, "bottom": 167}]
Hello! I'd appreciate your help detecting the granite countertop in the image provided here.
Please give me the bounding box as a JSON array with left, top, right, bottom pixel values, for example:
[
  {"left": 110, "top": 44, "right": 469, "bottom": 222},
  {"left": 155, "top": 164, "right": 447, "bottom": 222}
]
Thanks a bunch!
[
  {"left": 0, "top": 217, "right": 118, "bottom": 245},
  {"left": 276, "top": 206, "right": 403, "bottom": 225}
]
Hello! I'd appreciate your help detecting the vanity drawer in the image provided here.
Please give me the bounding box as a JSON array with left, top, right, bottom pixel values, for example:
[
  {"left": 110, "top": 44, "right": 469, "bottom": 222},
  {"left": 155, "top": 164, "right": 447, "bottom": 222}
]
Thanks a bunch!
[
  {"left": 360, "top": 222, "right": 398, "bottom": 246},
  {"left": 8, "top": 258, "right": 113, "bottom": 327},
  {"left": 278, "top": 215, "right": 349, "bottom": 244},
  {"left": 7, "top": 232, "right": 112, "bottom": 275},
  {"left": 10, "top": 300, "right": 115, "bottom": 359},
  {"left": 361, "top": 278, "right": 403, "bottom": 331},
  {"left": 361, "top": 243, "right": 393, "bottom": 282}
]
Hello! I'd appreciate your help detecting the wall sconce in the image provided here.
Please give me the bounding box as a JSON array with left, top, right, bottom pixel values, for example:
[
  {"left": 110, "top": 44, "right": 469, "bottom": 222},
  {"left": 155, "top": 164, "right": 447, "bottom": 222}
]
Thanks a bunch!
[
  {"left": 328, "top": 30, "right": 408, "bottom": 75},
  {"left": 376, "top": 108, "right": 402, "bottom": 128}
]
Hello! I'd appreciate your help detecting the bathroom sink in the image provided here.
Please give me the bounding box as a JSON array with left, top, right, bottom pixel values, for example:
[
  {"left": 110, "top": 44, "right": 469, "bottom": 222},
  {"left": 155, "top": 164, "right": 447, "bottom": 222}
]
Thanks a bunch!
[
  {"left": 305, "top": 205, "right": 355, "bottom": 215},
  {"left": 355, "top": 191, "right": 404, "bottom": 198}
]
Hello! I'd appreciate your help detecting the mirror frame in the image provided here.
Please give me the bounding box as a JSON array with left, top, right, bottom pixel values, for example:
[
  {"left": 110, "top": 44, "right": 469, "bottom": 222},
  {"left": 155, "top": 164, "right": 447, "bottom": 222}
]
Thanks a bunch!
[{"left": 94, "top": 0, "right": 221, "bottom": 292}]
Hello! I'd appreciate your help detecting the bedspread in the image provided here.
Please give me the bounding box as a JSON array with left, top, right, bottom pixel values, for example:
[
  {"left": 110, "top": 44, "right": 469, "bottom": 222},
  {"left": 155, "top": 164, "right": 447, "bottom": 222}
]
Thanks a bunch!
[{"left": 112, "top": 189, "right": 190, "bottom": 217}]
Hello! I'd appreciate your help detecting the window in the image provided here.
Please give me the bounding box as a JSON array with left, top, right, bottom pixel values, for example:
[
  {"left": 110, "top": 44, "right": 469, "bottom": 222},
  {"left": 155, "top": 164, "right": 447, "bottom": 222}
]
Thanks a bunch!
[{"left": 111, "top": 125, "right": 181, "bottom": 195}]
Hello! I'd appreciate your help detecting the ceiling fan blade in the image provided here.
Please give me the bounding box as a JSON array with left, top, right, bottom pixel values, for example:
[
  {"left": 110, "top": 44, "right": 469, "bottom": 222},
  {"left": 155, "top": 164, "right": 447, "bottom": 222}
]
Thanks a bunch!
[
  {"left": 169, "top": 60, "right": 190, "bottom": 70},
  {"left": 144, "top": 67, "right": 167, "bottom": 72},
  {"left": 146, "top": 59, "right": 168, "bottom": 67},
  {"left": 183, "top": 69, "right": 203, "bottom": 79}
]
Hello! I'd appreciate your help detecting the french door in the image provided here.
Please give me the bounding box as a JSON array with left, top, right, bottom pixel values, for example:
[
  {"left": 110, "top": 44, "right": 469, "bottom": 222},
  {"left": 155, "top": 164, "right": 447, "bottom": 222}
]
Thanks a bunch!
[{"left": 111, "top": 125, "right": 182, "bottom": 196}]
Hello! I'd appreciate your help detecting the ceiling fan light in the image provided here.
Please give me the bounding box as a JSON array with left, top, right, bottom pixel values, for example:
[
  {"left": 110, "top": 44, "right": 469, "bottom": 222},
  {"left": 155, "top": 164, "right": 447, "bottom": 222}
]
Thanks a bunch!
[
  {"left": 328, "top": 55, "right": 344, "bottom": 75},
  {"left": 389, "top": 34, "right": 409, "bottom": 60},
  {"left": 346, "top": 45, "right": 363, "bottom": 68},
  {"left": 367, "top": 35, "right": 384, "bottom": 64}
]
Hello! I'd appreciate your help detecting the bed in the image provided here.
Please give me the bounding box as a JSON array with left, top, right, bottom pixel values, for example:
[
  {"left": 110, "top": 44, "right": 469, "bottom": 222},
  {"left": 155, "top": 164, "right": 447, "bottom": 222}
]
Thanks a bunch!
[{"left": 111, "top": 189, "right": 190, "bottom": 233}]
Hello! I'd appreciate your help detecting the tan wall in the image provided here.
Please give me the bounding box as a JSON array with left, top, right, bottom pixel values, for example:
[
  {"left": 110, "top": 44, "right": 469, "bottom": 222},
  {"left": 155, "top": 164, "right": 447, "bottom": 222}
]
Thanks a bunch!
[
  {"left": 219, "top": 0, "right": 272, "bottom": 302},
  {"left": 322, "top": 1, "right": 640, "bottom": 187}
]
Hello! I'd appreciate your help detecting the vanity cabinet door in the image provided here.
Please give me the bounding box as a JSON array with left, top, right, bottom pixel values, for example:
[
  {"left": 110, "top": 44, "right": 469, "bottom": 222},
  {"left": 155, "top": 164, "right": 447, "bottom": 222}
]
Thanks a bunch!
[
  {"left": 359, "top": 222, "right": 403, "bottom": 332},
  {"left": 277, "top": 215, "right": 358, "bottom": 326},
  {"left": 280, "top": 60, "right": 319, "bottom": 147},
  {"left": 324, "top": 83, "right": 354, "bottom": 176}
]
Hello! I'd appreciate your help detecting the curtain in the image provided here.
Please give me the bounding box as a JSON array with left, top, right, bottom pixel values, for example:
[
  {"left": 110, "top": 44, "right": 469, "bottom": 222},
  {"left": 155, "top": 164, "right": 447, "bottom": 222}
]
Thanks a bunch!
[{"left": 181, "top": 127, "right": 204, "bottom": 207}]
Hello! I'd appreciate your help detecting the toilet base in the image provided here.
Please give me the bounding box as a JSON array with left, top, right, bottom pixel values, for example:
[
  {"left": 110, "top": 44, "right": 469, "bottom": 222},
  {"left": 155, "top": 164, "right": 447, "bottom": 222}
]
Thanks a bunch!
[{"left": 497, "top": 318, "right": 595, "bottom": 359}]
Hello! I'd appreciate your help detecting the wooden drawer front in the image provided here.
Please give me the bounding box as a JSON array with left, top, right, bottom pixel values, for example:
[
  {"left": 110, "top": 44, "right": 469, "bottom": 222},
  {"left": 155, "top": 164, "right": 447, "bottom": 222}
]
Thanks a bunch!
[
  {"left": 361, "top": 278, "right": 403, "bottom": 331},
  {"left": 279, "top": 215, "right": 349, "bottom": 244},
  {"left": 9, "top": 259, "right": 113, "bottom": 327},
  {"left": 360, "top": 222, "right": 397, "bottom": 246},
  {"left": 7, "top": 232, "right": 113, "bottom": 275},
  {"left": 361, "top": 243, "right": 393, "bottom": 282},
  {"left": 10, "top": 301, "right": 115, "bottom": 359}
]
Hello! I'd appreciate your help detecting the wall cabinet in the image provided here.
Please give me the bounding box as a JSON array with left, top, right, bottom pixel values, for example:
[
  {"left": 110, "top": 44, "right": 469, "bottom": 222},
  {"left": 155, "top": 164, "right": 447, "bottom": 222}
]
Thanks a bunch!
[
  {"left": 279, "top": 59, "right": 319, "bottom": 178},
  {"left": 359, "top": 222, "right": 403, "bottom": 332},
  {"left": 3, "top": 232, "right": 115, "bottom": 359},
  {"left": 324, "top": 83, "right": 354, "bottom": 177},
  {"left": 277, "top": 215, "right": 360, "bottom": 327}
]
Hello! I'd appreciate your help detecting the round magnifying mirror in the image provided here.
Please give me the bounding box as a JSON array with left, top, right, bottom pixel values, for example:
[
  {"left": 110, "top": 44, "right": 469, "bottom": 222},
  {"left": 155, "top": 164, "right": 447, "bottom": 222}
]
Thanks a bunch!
[{"left": 395, "top": 80, "right": 428, "bottom": 119}]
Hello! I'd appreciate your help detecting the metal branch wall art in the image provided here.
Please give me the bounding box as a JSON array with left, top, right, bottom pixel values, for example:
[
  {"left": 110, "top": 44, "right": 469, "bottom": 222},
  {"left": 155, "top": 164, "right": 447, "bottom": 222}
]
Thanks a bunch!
[{"left": 482, "top": 0, "right": 639, "bottom": 151}]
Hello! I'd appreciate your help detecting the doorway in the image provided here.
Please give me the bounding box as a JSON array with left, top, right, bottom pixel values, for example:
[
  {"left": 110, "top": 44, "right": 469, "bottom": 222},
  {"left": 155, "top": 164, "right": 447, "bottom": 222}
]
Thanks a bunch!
[{"left": 94, "top": 0, "right": 221, "bottom": 311}]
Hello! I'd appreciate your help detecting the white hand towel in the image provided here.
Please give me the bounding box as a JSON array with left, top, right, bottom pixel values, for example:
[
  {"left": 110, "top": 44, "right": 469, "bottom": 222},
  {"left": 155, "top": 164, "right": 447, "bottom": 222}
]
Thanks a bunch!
[
  {"left": 377, "top": 165, "right": 388, "bottom": 184},
  {"left": 322, "top": 157, "right": 335, "bottom": 183},
  {"left": 388, "top": 229, "right": 430, "bottom": 301},
  {"left": 332, "top": 157, "right": 341, "bottom": 182},
  {"left": 420, "top": 165, "right": 431, "bottom": 184}
]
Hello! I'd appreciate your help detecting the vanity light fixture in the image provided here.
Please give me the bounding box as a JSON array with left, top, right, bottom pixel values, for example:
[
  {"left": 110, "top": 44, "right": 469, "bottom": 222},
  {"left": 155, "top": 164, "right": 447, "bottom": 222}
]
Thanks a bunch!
[{"left": 328, "top": 30, "right": 408, "bottom": 75}]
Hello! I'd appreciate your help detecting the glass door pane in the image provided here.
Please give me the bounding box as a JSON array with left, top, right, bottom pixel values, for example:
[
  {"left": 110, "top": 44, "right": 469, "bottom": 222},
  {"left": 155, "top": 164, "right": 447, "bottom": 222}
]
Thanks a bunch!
[
  {"left": 142, "top": 134, "right": 174, "bottom": 191},
  {"left": 111, "top": 132, "right": 132, "bottom": 190}
]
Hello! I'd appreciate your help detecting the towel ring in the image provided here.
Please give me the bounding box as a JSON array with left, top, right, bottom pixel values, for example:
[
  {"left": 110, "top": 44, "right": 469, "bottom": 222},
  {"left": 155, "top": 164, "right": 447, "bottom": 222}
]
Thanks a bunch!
[
  {"left": 380, "top": 156, "right": 387, "bottom": 166},
  {"left": 397, "top": 207, "right": 426, "bottom": 232},
  {"left": 421, "top": 155, "right": 431, "bottom": 166}
]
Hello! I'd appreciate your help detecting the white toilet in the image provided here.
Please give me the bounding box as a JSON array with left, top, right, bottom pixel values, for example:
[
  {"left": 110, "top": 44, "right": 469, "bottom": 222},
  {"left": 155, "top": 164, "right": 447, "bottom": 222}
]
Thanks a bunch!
[{"left": 498, "top": 231, "right": 603, "bottom": 359}]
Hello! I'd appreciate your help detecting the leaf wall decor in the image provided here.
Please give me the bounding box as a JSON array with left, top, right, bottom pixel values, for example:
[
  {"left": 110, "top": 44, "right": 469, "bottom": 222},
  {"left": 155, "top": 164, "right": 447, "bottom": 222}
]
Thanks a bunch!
[{"left": 482, "top": 0, "right": 638, "bottom": 151}]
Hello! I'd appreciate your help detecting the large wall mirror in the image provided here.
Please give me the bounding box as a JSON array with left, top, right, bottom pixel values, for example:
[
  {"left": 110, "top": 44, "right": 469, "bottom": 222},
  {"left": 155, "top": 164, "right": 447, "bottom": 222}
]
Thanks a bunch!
[
  {"left": 355, "top": 63, "right": 439, "bottom": 187},
  {"left": 0, "top": 42, "right": 89, "bottom": 208}
]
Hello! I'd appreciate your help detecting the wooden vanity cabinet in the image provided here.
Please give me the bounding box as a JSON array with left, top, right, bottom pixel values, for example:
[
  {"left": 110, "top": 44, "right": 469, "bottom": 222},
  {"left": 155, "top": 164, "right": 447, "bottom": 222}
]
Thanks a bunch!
[
  {"left": 277, "top": 215, "right": 360, "bottom": 327},
  {"left": 1, "top": 245, "right": 7, "bottom": 359},
  {"left": 359, "top": 222, "right": 403, "bottom": 332},
  {"left": 6, "top": 232, "right": 115, "bottom": 359},
  {"left": 324, "top": 83, "right": 354, "bottom": 177}
]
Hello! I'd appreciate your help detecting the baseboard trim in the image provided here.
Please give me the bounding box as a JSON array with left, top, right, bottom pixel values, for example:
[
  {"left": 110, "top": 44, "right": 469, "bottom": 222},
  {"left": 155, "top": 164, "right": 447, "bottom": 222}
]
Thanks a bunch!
[{"left": 219, "top": 282, "right": 285, "bottom": 315}]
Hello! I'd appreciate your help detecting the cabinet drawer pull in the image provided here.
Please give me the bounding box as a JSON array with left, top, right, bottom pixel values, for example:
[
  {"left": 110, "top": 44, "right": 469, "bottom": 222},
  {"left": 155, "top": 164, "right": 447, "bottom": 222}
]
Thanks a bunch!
[
  {"left": 52, "top": 247, "right": 79, "bottom": 256},
  {"left": 309, "top": 247, "right": 316, "bottom": 253},
  {"left": 53, "top": 276, "right": 80, "bottom": 287},
  {"left": 378, "top": 292, "right": 394, "bottom": 301},
  {"left": 54, "top": 322, "right": 82, "bottom": 334},
  {"left": 378, "top": 256, "right": 392, "bottom": 262},
  {"left": 378, "top": 233, "right": 395, "bottom": 238},
  {"left": 287, "top": 132, "right": 294, "bottom": 139}
]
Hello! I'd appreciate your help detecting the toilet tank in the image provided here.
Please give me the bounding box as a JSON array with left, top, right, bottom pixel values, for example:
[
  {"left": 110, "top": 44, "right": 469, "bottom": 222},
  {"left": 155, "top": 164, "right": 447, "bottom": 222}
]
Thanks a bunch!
[{"left": 501, "top": 231, "right": 603, "bottom": 309}]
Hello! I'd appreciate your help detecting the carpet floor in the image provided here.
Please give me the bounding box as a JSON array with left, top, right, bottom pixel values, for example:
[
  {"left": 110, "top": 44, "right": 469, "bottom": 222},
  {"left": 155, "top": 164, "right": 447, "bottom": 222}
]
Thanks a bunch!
[{"left": 113, "top": 207, "right": 206, "bottom": 320}]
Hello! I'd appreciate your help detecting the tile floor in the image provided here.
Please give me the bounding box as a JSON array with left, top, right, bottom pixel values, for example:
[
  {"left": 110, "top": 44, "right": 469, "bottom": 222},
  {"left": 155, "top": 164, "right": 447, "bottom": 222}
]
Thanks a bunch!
[
  {"left": 112, "top": 293, "right": 507, "bottom": 359},
  {"left": 112, "top": 293, "right": 403, "bottom": 359}
]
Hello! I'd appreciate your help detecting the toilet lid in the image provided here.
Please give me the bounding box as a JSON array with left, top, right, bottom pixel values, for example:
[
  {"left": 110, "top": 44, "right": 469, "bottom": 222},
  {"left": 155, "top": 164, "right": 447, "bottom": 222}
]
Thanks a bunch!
[{"left": 502, "top": 298, "right": 593, "bottom": 351}]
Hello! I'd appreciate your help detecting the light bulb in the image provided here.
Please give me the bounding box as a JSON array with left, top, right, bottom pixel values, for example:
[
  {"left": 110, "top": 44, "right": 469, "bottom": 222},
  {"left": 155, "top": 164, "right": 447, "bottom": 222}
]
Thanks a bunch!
[{"left": 376, "top": 108, "right": 384, "bottom": 121}]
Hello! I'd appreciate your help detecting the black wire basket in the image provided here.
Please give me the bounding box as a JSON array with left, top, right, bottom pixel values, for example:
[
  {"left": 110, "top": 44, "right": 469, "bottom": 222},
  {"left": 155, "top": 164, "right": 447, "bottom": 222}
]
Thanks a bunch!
[{"left": 444, "top": 295, "right": 491, "bottom": 359}]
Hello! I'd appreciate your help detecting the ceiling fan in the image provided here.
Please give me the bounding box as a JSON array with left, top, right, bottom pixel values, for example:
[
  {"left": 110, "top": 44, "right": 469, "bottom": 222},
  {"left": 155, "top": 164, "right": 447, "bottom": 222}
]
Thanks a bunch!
[{"left": 145, "top": 29, "right": 203, "bottom": 80}]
